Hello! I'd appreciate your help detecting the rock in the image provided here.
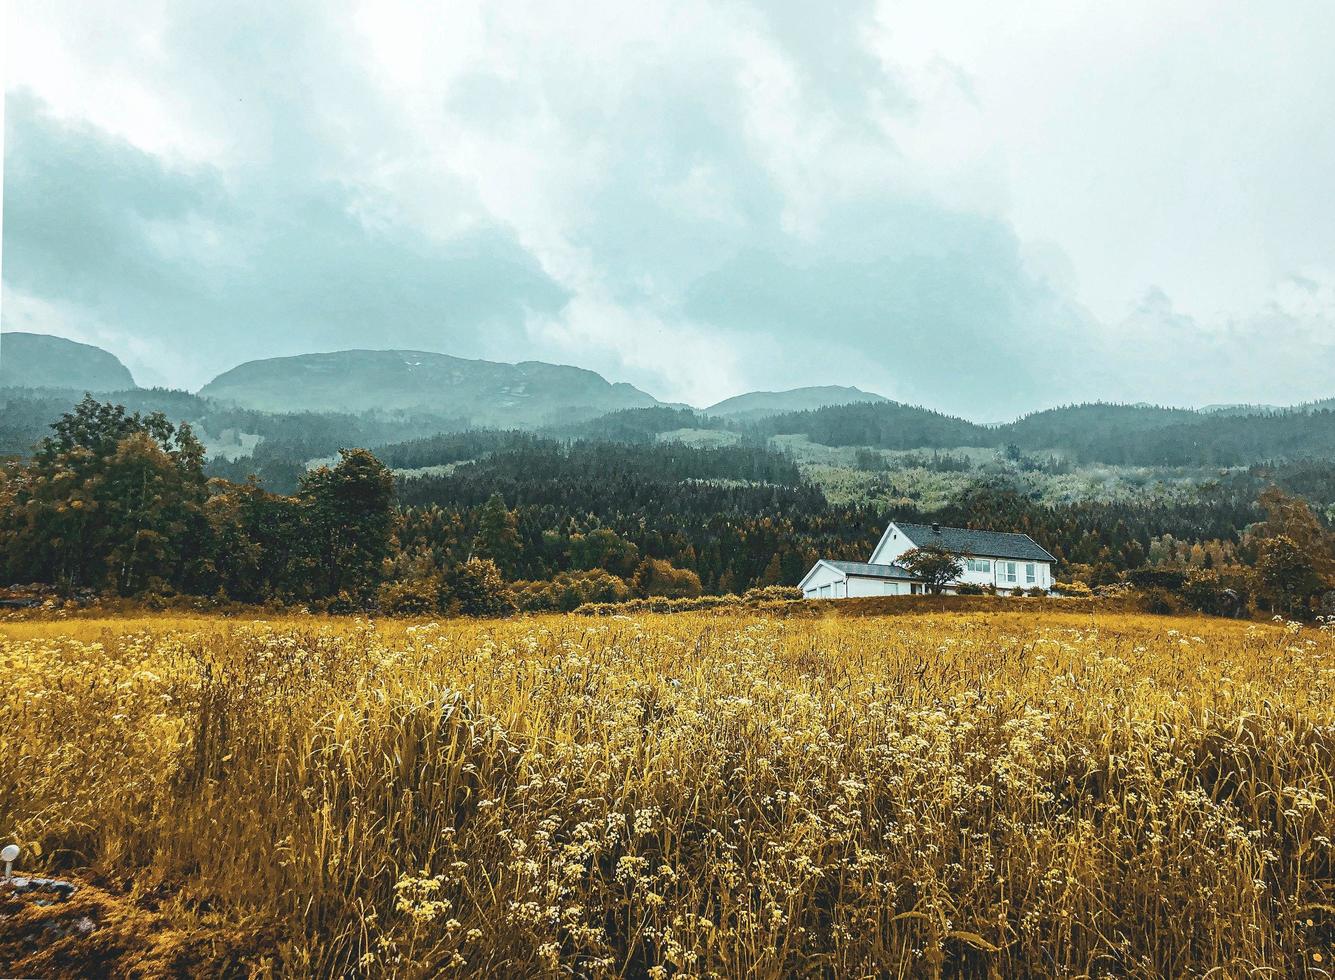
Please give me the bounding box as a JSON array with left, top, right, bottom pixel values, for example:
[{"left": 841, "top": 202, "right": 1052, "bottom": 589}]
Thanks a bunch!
[{"left": 2, "top": 877, "right": 78, "bottom": 900}]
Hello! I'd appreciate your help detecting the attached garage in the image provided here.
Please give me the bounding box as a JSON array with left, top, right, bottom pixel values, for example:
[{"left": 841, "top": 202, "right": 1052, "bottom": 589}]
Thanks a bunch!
[{"left": 798, "top": 560, "right": 920, "bottom": 599}]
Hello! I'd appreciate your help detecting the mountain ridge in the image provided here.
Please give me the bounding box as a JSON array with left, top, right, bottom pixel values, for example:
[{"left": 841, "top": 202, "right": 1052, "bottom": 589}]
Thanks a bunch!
[
  {"left": 6, "top": 332, "right": 1335, "bottom": 430},
  {"left": 705, "top": 385, "right": 888, "bottom": 419},
  {"left": 0, "top": 331, "right": 138, "bottom": 391},
  {"left": 198, "top": 348, "right": 662, "bottom": 427}
]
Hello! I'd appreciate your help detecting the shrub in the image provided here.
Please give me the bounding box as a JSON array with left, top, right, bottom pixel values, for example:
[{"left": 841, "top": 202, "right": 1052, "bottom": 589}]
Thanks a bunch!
[
  {"left": 376, "top": 578, "right": 441, "bottom": 616},
  {"left": 632, "top": 558, "right": 703, "bottom": 599},
  {"left": 514, "top": 569, "right": 630, "bottom": 612},
  {"left": 573, "top": 590, "right": 807, "bottom": 616},
  {"left": 1138, "top": 587, "right": 1180, "bottom": 615},
  {"left": 955, "top": 583, "right": 984, "bottom": 595},
  {"left": 742, "top": 585, "right": 802, "bottom": 603},
  {"left": 1025, "top": 586, "right": 1047, "bottom": 598},
  {"left": 445, "top": 558, "right": 515, "bottom": 617},
  {"left": 1125, "top": 566, "right": 1189, "bottom": 592},
  {"left": 1053, "top": 580, "right": 1093, "bottom": 597},
  {"left": 319, "top": 590, "right": 360, "bottom": 614},
  {"left": 1179, "top": 570, "right": 1230, "bottom": 616}
]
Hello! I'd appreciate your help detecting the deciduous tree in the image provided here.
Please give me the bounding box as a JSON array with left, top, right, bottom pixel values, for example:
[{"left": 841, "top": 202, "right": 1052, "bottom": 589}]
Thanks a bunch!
[{"left": 898, "top": 546, "right": 964, "bottom": 595}]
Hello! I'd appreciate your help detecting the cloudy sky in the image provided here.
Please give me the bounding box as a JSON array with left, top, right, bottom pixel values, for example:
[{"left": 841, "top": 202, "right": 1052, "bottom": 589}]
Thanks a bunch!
[{"left": 3, "top": 1, "right": 1334, "bottom": 417}]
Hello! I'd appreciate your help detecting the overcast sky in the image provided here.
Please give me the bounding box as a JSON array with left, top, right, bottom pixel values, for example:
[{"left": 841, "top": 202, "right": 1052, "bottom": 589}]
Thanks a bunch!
[{"left": 3, "top": 1, "right": 1334, "bottom": 417}]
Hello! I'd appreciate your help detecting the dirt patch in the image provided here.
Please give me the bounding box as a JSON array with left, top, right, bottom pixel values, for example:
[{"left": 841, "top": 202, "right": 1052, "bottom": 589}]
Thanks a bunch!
[{"left": 1, "top": 875, "right": 278, "bottom": 979}]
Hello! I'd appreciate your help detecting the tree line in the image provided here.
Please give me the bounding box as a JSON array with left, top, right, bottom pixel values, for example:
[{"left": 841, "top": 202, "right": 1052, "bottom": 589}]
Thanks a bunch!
[
  {"left": 3, "top": 397, "right": 1332, "bottom": 616},
  {"left": 0, "top": 397, "right": 395, "bottom": 603}
]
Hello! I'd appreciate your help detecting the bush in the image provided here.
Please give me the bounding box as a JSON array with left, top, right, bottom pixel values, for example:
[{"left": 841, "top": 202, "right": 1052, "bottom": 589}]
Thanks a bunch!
[
  {"left": 741, "top": 585, "right": 802, "bottom": 603},
  {"left": 1179, "top": 570, "right": 1225, "bottom": 616},
  {"left": 954, "top": 583, "right": 984, "bottom": 595},
  {"left": 1125, "top": 567, "right": 1189, "bottom": 592},
  {"left": 1138, "top": 587, "right": 1180, "bottom": 615},
  {"left": 1053, "top": 580, "right": 1093, "bottom": 597},
  {"left": 446, "top": 558, "right": 515, "bottom": 617},
  {"left": 514, "top": 569, "right": 630, "bottom": 613},
  {"left": 318, "top": 590, "right": 360, "bottom": 614},
  {"left": 1025, "top": 586, "right": 1047, "bottom": 598},
  {"left": 632, "top": 558, "right": 703, "bottom": 599},
  {"left": 376, "top": 578, "right": 441, "bottom": 616},
  {"left": 573, "top": 590, "right": 810, "bottom": 617},
  {"left": 1180, "top": 568, "right": 1253, "bottom": 617}
]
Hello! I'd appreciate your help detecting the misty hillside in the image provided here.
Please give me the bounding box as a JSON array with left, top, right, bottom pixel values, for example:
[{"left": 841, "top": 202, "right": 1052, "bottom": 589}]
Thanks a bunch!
[
  {"left": 199, "top": 349, "right": 662, "bottom": 426},
  {"left": 6, "top": 333, "right": 1335, "bottom": 476},
  {"left": 0, "top": 331, "right": 137, "bottom": 391},
  {"left": 999, "top": 403, "right": 1201, "bottom": 444},
  {"left": 753, "top": 399, "right": 1335, "bottom": 466},
  {"left": 754, "top": 400, "right": 992, "bottom": 448},
  {"left": 704, "top": 385, "right": 887, "bottom": 419}
]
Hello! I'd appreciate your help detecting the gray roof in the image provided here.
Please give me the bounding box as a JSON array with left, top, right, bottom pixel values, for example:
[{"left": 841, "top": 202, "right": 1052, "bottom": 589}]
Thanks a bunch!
[
  {"left": 822, "top": 560, "right": 920, "bottom": 580},
  {"left": 893, "top": 521, "right": 1056, "bottom": 562}
]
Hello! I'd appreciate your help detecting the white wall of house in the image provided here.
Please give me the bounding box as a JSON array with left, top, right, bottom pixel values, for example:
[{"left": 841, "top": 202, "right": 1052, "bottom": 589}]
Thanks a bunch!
[
  {"left": 955, "top": 557, "right": 1052, "bottom": 591},
  {"left": 800, "top": 562, "right": 914, "bottom": 598},
  {"left": 868, "top": 523, "right": 914, "bottom": 565},
  {"left": 800, "top": 562, "right": 845, "bottom": 598},
  {"left": 846, "top": 576, "right": 911, "bottom": 597}
]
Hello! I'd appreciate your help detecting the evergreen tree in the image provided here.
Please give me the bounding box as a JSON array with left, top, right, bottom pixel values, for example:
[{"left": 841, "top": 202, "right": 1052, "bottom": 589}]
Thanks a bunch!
[
  {"left": 447, "top": 557, "right": 515, "bottom": 617},
  {"left": 301, "top": 448, "right": 396, "bottom": 599},
  {"left": 471, "top": 493, "right": 522, "bottom": 574}
]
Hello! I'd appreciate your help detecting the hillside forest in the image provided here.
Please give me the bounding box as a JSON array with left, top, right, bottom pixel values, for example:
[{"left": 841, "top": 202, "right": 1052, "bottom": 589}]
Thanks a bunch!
[{"left": 2, "top": 393, "right": 1335, "bottom": 617}]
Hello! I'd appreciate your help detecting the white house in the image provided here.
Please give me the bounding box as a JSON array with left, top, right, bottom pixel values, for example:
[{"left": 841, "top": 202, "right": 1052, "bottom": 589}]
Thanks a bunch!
[{"left": 799, "top": 520, "right": 1056, "bottom": 598}]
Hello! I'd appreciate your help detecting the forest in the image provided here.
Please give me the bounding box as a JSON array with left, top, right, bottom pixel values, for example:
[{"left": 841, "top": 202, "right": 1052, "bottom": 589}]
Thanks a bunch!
[{"left": 3, "top": 394, "right": 1334, "bottom": 617}]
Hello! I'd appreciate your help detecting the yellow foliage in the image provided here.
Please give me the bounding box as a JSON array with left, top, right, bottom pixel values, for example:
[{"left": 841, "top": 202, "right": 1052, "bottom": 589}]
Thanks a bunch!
[{"left": 1, "top": 610, "right": 1334, "bottom": 977}]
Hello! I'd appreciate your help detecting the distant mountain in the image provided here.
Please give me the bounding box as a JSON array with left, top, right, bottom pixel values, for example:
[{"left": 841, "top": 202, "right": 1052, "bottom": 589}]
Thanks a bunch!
[
  {"left": 1202, "top": 399, "right": 1335, "bottom": 416},
  {"left": 1199, "top": 403, "right": 1282, "bottom": 416},
  {"left": 999, "top": 403, "right": 1201, "bottom": 446},
  {"left": 198, "top": 349, "right": 661, "bottom": 427},
  {"left": 705, "top": 385, "right": 887, "bottom": 419},
  {"left": 0, "top": 331, "right": 137, "bottom": 391},
  {"left": 754, "top": 399, "right": 991, "bottom": 448}
]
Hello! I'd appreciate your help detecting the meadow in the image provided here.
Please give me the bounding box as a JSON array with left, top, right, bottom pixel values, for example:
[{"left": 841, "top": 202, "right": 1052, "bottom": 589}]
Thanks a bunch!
[{"left": 2, "top": 608, "right": 1334, "bottom": 977}]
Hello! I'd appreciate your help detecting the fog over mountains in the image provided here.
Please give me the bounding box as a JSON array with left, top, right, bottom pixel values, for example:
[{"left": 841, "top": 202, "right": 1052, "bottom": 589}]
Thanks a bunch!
[
  {"left": 3, "top": 331, "right": 880, "bottom": 424},
  {"left": 199, "top": 349, "right": 661, "bottom": 428}
]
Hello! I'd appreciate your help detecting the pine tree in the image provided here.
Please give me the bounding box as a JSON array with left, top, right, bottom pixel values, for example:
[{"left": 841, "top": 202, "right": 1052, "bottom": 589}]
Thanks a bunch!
[
  {"left": 471, "top": 493, "right": 521, "bottom": 575},
  {"left": 301, "top": 449, "right": 396, "bottom": 600}
]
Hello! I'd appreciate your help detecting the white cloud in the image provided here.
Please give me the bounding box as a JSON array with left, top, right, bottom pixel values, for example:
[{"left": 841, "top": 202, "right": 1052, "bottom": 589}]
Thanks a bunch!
[{"left": 5, "top": 0, "right": 1335, "bottom": 412}]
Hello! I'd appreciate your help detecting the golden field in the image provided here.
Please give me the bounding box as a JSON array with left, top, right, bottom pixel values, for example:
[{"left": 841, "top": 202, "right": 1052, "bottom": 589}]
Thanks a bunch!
[{"left": 2, "top": 609, "right": 1334, "bottom": 978}]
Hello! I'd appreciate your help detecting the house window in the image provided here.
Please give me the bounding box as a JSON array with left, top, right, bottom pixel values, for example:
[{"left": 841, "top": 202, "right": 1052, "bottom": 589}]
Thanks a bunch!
[
  {"left": 1000, "top": 561, "right": 1017, "bottom": 583},
  {"left": 965, "top": 558, "right": 991, "bottom": 573},
  {"left": 819, "top": 584, "right": 831, "bottom": 597},
  {"left": 1026, "top": 563, "right": 1036, "bottom": 584}
]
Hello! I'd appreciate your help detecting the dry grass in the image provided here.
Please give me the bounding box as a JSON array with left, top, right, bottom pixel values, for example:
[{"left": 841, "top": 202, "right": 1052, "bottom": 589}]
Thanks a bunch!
[{"left": 2, "top": 609, "right": 1334, "bottom": 977}]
